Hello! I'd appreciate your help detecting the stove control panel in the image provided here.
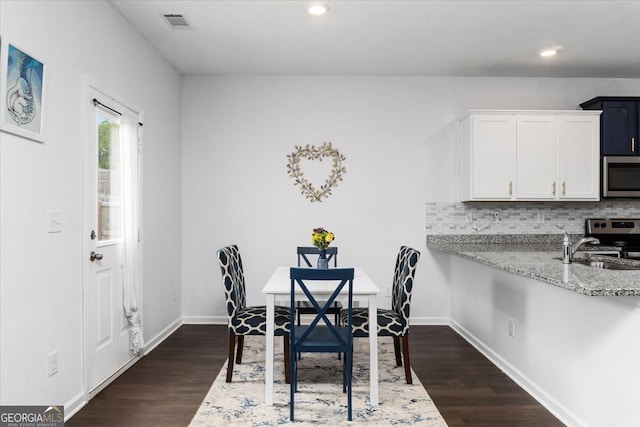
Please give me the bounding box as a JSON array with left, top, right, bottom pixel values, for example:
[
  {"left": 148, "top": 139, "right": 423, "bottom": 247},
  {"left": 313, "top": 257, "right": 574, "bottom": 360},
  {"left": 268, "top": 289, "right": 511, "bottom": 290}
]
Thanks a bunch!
[{"left": 586, "top": 219, "right": 640, "bottom": 235}]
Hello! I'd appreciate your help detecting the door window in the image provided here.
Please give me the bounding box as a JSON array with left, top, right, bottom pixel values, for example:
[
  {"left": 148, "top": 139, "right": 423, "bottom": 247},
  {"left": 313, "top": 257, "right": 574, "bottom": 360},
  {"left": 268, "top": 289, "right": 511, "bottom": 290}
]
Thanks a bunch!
[{"left": 96, "top": 112, "right": 122, "bottom": 242}]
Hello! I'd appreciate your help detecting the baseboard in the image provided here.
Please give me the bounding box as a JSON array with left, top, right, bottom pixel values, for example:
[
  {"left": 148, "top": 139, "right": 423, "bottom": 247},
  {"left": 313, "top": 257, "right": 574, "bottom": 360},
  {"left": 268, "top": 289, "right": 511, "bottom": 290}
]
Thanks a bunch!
[
  {"left": 409, "top": 316, "right": 449, "bottom": 325},
  {"left": 63, "top": 391, "right": 86, "bottom": 422},
  {"left": 449, "top": 319, "right": 589, "bottom": 427},
  {"left": 143, "top": 317, "right": 184, "bottom": 355},
  {"left": 182, "top": 315, "right": 227, "bottom": 324}
]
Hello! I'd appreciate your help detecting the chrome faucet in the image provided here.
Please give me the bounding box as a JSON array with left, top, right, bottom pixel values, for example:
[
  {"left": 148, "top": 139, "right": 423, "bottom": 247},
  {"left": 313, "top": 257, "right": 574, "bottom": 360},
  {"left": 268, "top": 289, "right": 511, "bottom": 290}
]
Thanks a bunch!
[
  {"left": 558, "top": 227, "right": 572, "bottom": 264},
  {"left": 572, "top": 237, "right": 600, "bottom": 258},
  {"left": 556, "top": 225, "right": 599, "bottom": 264}
]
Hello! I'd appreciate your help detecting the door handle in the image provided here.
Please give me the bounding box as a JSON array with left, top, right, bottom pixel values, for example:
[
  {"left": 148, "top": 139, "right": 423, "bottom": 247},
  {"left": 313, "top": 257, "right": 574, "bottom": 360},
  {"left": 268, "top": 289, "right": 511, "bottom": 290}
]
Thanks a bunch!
[
  {"left": 90, "top": 251, "right": 103, "bottom": 262},
  {"left": 552, "top": 181, "right": 556, "bottom": 196},
  {"left": 633, "top": 137, "right": 636, "bottom": 152}
]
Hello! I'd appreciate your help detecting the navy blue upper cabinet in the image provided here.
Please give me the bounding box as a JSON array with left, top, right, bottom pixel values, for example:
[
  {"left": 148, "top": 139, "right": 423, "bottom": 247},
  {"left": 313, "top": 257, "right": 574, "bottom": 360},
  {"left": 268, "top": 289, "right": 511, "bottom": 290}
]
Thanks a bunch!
[{"left": 581, "top": 97, "right": 640, "bottom": 156}]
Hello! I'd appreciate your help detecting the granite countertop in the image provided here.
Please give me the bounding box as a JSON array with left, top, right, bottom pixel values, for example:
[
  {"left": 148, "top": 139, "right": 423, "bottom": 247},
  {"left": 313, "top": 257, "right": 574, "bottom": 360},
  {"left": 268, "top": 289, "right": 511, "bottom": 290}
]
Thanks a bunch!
[{"left": 426, "top": 234, "right": 640, "bottom": 296}]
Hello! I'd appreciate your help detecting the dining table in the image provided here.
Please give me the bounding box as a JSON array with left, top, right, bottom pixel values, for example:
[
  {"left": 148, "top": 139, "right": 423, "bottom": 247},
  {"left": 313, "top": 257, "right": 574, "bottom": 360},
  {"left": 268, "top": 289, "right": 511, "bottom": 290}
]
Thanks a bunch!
[{"left": 262, "top": 266, "right": 381, "bottom": 406}]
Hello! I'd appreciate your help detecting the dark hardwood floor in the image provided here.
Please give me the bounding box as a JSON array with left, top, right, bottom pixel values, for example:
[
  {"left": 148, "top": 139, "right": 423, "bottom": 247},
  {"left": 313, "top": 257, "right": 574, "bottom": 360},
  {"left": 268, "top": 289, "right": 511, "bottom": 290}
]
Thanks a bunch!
[
  {"left": 67, "top": 325, "right": 563, "bottom": 426},
  {"left": 410, "top": 327, "right": 563, "bottom": 427}
]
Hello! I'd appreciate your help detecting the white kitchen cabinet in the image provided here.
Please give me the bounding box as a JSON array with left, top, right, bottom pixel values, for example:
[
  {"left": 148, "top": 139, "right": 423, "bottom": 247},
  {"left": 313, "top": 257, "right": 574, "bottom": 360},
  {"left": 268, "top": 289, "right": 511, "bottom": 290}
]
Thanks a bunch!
[
  {"left": 516, "top": 115, "right": 557, "bottom": 199},
  {"left": 460, "top": 110, "right": 601, "bottom": 201},
  {"left": 460, "top": 114, "right": 516, "bottom": 200},
  {"left": 557, "top": 115, "right": 600, "bottom": 199}
]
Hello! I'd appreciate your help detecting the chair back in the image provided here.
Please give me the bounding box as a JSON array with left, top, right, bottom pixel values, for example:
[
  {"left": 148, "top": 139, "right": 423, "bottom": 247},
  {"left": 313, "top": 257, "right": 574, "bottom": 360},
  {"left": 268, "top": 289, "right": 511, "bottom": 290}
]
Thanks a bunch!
[
  {"left": 289, "top": 267, "right": 353, "bottom": 351},
  {"left": 391, "top": 246, "right": 421, "bottom": 334},
  {"left": 216, "top": 245, "right": 247, "bottom": 324},
  {"left": 297, "top": 246, "right": 338, "bottom": 267}
]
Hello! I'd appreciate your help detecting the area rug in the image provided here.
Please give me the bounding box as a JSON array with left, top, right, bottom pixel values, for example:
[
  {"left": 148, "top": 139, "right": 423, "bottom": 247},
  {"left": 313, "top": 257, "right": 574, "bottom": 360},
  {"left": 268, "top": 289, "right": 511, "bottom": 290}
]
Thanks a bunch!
[{"left": 189, "top": 335, "right": 447, "bottom": 426}]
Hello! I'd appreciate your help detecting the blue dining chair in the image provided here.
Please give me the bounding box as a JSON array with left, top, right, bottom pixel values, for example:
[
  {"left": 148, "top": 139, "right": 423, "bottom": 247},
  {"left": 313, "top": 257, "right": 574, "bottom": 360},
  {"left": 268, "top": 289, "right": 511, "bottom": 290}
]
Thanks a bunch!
[
  {"left": 289, "top": 267, "right": 354, "bottom": 422},
  {"left": 216, "top": 245, "right": 290, "bottom": 383},
  {"left": 341, "top": 246, "right": 420, "bottom": 384},
  {"left": 297, "top": 246, "right": 338, "bottom": 268},
  {"left": 296, "top": 246, "right": 341, "bottom": 326}
]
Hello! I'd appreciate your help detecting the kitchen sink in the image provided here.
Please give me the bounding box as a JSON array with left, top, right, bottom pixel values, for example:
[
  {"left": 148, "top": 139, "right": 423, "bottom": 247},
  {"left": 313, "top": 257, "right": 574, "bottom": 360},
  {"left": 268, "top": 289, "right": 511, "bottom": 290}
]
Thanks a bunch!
[{"left": 571, "top": 259, "right": 640, "bottom": 271}]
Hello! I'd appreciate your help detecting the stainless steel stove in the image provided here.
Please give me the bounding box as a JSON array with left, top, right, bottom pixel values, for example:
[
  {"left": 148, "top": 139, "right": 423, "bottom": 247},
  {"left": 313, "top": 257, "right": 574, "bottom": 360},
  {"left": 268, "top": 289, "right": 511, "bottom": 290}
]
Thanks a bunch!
[{"left": 585, "top": 218, "right": 640, "bottom": 259}]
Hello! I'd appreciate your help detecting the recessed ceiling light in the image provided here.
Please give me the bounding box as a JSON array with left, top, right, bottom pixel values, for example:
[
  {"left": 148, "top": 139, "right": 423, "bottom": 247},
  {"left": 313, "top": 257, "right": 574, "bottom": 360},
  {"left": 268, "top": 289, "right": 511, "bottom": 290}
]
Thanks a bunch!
[
  {"left": 308, "top": 4, "right": 328, "bottom": 16},
  {"left": 540, "top": 47, "right": 561, "bottom": 57}
]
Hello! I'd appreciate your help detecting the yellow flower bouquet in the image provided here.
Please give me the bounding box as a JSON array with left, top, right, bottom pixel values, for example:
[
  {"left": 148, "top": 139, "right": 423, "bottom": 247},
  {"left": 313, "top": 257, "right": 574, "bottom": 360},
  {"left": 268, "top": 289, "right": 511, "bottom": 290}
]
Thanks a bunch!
[{"left": 311, "top": 227, "right": 334, "bottom": 251}]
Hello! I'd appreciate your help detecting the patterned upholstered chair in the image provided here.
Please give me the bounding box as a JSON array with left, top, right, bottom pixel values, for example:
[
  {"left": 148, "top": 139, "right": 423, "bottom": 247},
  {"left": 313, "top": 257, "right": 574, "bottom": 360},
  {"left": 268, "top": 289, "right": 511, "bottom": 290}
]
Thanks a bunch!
[
  {"left": 216, "top": 245, "right": 290, "bottom": 383},
  {"left": 341, "top": 246, "right": 420, "bottom": 384}
]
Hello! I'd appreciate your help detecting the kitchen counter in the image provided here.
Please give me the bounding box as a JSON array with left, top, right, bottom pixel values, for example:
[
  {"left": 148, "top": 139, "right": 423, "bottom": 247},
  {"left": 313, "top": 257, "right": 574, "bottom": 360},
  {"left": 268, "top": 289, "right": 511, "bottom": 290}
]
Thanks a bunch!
[{"left": 426, "top": 234, "right": 640, "bottom": 296}]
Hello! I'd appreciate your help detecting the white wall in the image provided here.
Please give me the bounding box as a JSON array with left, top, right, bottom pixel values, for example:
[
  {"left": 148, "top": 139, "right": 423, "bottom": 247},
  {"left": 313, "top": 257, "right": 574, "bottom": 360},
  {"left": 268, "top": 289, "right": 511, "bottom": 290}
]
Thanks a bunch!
[
  {"left": 0, "top": 0, "right": 182, "bottom": 416},
  {"left": 448, "top": 255, "right": 640, "bottom": 427},
  {"left": 181, "top": 75, "right": 640, "bottom": 324},
  {"left": 181, "top": 76, "right": 433, "bottom": 323}
]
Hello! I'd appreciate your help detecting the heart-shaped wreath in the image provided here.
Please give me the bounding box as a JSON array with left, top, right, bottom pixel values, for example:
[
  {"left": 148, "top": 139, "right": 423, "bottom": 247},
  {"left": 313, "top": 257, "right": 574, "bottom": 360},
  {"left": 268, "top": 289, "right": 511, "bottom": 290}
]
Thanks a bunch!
[{"left": 286, "top": 142, "right": 347, "bottom": 202}]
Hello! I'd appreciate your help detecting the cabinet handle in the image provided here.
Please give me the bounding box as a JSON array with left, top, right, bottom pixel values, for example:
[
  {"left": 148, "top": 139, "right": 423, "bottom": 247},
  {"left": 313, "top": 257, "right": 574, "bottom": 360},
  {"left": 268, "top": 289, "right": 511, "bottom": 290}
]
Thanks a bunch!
[
  {"left": 509, "top": 181, "right": 513, "bottom": 196},
  {"left": 562, "top": 182, "right": 566, "bottom": 196},
  {"left": 633, "top": 137, "right": 636, "bottom": 152},
  {"left": 552, "top": 182, "right": 556, "bottom": 195}
]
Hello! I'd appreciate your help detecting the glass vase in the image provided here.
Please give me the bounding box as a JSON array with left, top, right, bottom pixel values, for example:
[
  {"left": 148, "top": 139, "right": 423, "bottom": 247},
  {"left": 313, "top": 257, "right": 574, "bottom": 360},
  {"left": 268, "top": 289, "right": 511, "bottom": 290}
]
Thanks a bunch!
[{"left": 317, "top": 249, "right": 329, "bottom": 270}]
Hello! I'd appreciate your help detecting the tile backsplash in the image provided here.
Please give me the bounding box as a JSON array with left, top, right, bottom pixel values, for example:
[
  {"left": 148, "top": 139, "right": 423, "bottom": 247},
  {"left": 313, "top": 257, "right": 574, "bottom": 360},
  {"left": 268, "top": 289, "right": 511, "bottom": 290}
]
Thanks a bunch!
[{"left": 425, "top": 201, "right": 640, "bottom": 236}]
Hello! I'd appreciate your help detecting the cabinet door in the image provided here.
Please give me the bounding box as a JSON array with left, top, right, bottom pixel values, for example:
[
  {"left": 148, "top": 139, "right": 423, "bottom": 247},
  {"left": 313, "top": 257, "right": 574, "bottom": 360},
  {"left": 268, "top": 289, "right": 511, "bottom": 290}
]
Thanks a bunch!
[
  {"left": 558, "top": 116, "right": 600, "bottom": 200},
  {"left": 601, "top": 102, "right": 638, "bottom": 155},
  {"left": 469, "top": 115, "right": 516, "bottom": 199},
  {"left": 516, "top": 115, "right": 557, "bottom": 199}
]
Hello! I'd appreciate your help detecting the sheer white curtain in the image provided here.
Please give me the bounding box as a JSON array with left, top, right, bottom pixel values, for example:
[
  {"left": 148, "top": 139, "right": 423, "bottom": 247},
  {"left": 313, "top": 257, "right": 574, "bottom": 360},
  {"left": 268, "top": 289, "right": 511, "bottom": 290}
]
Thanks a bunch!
[{"left": 121, "top": 113, "right": 143, "bottom": 355}]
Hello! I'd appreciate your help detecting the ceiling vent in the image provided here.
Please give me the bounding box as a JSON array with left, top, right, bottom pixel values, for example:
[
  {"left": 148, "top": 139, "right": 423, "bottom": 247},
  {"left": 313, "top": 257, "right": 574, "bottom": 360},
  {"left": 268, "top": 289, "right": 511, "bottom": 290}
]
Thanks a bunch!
[{"left": 162, "top": 13, "right": 190, "bottom": 28}]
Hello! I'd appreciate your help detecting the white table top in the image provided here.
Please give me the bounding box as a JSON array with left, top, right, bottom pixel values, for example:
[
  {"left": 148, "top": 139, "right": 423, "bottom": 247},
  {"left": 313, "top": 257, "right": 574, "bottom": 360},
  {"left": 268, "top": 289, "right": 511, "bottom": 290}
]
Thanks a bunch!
[{"left": 262, "top": 266, "right": 381, "bottom": 295}]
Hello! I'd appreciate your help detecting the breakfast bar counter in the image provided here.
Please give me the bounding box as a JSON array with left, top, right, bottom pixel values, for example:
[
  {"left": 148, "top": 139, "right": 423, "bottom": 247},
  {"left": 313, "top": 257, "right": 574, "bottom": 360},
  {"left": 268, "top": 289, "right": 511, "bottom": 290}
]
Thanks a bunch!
[
  {"left": 426, "top": 234, "right": 640, "bottom": 297},
  {"left": 426, "top": 233, "right": 640, "bottom": 427}
]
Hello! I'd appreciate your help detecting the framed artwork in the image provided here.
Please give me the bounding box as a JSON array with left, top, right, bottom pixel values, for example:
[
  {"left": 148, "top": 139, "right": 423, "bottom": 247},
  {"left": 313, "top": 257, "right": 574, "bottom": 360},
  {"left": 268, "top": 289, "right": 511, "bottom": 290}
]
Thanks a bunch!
[{"left": 0, "top": 40, "right": 47, "bottom": 143}]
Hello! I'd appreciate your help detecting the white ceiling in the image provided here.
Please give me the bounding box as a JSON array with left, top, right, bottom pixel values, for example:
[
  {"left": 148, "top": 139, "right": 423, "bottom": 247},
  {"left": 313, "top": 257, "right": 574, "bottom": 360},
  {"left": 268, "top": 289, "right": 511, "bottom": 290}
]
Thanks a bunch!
[{"left": 110, "top": 0, "right": 640, "bottom": 78}]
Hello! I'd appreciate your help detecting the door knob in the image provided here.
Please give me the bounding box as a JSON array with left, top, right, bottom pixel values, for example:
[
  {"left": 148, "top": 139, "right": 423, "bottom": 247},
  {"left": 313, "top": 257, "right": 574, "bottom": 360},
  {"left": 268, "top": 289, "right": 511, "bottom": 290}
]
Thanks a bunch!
[{"left": 90, "top": 251, "right": 103, "bottom": 262}]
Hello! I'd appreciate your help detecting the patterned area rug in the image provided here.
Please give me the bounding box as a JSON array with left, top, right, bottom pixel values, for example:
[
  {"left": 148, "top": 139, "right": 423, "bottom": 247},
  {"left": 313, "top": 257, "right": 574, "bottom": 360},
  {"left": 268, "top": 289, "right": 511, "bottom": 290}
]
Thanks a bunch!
[{"left": 189, "top": 335, "right": 447, "bottom": 426}]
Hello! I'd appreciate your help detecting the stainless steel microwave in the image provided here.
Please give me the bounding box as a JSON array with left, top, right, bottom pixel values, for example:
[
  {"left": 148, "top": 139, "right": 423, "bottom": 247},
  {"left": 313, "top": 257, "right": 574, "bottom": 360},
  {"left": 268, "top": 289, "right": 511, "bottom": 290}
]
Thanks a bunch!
[{"left": 603, "top": 156, "right": 640, "bottom": 198}]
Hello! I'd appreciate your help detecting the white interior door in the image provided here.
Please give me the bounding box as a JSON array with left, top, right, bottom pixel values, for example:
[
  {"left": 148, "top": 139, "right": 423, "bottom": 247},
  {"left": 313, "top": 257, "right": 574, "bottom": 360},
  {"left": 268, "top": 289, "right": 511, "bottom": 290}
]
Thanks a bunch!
[{"left": 84, "top": 85, "right": 141, "bottom": 394}]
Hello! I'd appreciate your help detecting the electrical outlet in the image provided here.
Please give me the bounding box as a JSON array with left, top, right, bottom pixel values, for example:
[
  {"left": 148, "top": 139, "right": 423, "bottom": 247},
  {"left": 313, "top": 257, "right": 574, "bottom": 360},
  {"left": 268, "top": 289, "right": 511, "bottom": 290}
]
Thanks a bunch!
[
  {"left": 508, "top": 319, "right": 515, "bottom": 337},
  {"left": 385, "top": 287, "right": 392, "bottom": 297},
  {"left": 537, "top": 212, "right": 545, "bottom": 223},
  {"left": 171, "top": 288, "right": 176, "bottom": 302},
  {"left": 465, "top": 212, "right": 473, "bottom": 223},
  {"left": 48, "top": 351, "right": 58, "bottom": 376}
]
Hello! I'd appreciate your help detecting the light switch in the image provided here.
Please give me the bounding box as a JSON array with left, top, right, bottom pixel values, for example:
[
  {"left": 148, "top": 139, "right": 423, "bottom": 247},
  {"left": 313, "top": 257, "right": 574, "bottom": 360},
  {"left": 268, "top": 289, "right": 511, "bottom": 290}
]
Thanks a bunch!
[{"left": 48, "top": 210, "right": 62, "bottom": 233}]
